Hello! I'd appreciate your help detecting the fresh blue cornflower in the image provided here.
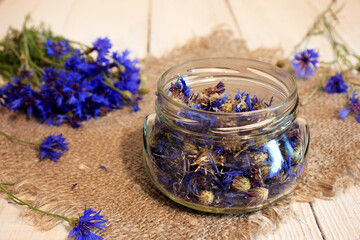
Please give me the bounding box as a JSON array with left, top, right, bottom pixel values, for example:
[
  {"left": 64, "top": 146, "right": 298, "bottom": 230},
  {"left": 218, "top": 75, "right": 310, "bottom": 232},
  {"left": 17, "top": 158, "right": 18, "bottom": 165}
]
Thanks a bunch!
[
  {"left": 68, "top": 206, "right": 107, "bottom": 240},
  {"left": 291, "top": 49, "right": 319, "bottom": 78},
  {"left": 323, "top": 73, "right": 348, "bottom": 93},
  {"left": 338, "top": 90, "right": 360, "bottom": 122},
  {"left": 0, "top": 36, "right": 144, "bottom": 127},
  {"left": 130, "top": 95, "right": 142, "bottom": 112},
  {"left": 93, "top": 37, "right": 112, "bottom": 61},
  {"left": 39, "top": 134, "right": 69, "bottom": 162},
  {"left": 44, "top": 39, "right": 70, "bottom": 58}
]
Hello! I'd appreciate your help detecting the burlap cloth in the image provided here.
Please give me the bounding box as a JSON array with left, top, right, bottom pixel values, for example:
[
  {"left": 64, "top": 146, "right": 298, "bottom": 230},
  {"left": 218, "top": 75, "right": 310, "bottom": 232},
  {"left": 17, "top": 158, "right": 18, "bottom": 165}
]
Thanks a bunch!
[{"left": 1, "top": 29, "right": 359, "bottom": 239}]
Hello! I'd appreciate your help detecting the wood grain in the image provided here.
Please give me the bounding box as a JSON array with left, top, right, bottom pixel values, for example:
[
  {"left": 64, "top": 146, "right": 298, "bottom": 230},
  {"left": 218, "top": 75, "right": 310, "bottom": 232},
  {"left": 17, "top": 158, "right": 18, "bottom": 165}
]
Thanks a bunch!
[
  {"left": 0, "top": 0, "right": 359, "bottom": 239},
  {"left": 62, "top": 0, "right": 150, "bottom": 58},
  {"left": 253, "top": 203, "right": 323, "bottom": 240},
  {"left": 311, "top": 184, "right": 360, "bottom": 240},
  {"left": 0, "top": 199, "right": 67, "bottom": 240},
  {"left": 228, "top": 0, "right": 334, "bottom": 60},
  {"left": 150, "top": 0, "right": 239, "bottom": 57}
]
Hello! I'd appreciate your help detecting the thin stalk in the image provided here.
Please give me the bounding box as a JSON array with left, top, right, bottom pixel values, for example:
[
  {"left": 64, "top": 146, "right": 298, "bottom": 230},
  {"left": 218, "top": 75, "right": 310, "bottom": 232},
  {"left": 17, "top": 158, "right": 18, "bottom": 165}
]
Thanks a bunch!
[
  {"left": 102, "top": 78, "right": 132, "bottom": 100},
  {"left": 0, "top": 184, "right": 69, "bottom": 223},
  {"left": 290, "top": 0, "right": 335, "bottom": 56},
  {"left": 0, "top": 130, "right": 37, "bottom": 146}
]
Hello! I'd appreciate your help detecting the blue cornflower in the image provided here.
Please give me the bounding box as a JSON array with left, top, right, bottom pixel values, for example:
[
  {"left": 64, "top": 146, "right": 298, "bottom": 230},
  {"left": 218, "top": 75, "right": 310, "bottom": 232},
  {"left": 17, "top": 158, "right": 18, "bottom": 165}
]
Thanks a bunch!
[
  {"left": 291, "top": 49, "right": 319, "bottom": 78},
  {"left": 93, "top": 37, "right": 112, "bottom": 60},
  {"left": 68, "top": 206, "right": 107, "bottom": 240},
  {"left": 39, "top": 134, "right": 69, "bottom": 162},
  {"left": 338, "top": 90, "right": 360, "bottom": 122},
  {"left": 44, "top": 39, "right": 70, "bottom": 58},
  {"left": 130, "top": 95, "right": 142, "bottom": 112},
  {"left": 112, "top": 50, "right": 141, "bottom": 94},
  {"left": 323, "top": 73, "right": 348, "bottom": 93}
]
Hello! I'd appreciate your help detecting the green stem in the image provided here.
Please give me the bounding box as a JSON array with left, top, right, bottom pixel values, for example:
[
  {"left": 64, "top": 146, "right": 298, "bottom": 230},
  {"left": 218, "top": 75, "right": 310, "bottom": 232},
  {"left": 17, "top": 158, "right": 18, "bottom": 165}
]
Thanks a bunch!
[
  {"left": 68, "top": 40, "right": 91, "bottom": 49},
  {"left": 349, "top": 81, "right": 360, "bottom": 86},
  {"left": 102, "top": 79, "right": 132, "bottom": 100},
  {"left": 0, "top": 130, "right": 38, "bottom": 146},
  {"left": 0, "top": 183, "right": 15, "bottom": 186},
  {"left": 301, "top": 86, "right": 319, "bottom": 106},
  {"left": 40, "top": 57, "right": 64, "bottom": 68},
  {"left": 290, "top": 0, "right": 335, "bottom": 56},
  {"left": 0, "top": 184, "right": 69, "bottom": 223}
]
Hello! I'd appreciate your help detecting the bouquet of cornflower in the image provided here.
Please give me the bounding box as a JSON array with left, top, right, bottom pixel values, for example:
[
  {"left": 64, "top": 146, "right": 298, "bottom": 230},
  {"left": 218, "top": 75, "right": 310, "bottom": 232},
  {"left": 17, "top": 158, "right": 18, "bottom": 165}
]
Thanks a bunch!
[{"left": 0, "top": 16, "right": 147, "bottom": 128}]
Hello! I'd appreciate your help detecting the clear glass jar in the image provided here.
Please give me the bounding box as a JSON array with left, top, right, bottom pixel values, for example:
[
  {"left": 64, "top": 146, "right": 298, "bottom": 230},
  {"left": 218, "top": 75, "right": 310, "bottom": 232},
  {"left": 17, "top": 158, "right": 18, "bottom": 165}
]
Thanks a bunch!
[{"left": 143, "top": 58, "right": 310, "bottom": 213}]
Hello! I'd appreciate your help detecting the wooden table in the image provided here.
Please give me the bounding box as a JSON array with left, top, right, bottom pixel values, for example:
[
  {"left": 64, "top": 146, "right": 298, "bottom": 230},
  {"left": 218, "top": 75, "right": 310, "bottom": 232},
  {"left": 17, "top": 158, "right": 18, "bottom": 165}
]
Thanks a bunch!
[{"left": 0, "top": 0, "right": 360, "bottom": 239}]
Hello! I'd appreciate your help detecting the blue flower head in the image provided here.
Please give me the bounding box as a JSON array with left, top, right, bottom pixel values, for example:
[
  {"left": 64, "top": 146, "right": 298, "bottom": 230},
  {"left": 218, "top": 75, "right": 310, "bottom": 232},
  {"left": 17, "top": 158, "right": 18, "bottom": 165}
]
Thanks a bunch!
[
  {"left": 39, "top": 134, "right": 69, "bottom": 162},
  {"left": 338, "top": 90, "right": 360, "bottom": 123},
  {"left": 93, "top": 37, "right": 112, "bottom": 60},
  {"left": 291, "top": 49, "right": 319, "bottom": 78},
  {"left": 324, "top": 73, "right": 348, "bottom": 93},
  {"left": 44, "top": 39, "right": 70, "bottom": 58},
  {"left": 68, "top": 206, "right": 108, "bottom": 240}
]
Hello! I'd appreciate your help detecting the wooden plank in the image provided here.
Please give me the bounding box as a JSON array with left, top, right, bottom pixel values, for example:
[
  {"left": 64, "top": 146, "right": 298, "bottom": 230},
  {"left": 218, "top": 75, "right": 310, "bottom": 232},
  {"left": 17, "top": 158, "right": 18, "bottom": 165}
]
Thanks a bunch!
[
  {"left": 0, "top": 0, "right": 75, "bottom": 38},
  {"left": 0, "top": 0, "right": 41, "bottom": 38},
  {"left": 310, "top": 184, "right": 360, "bottom": 240},
  {"left": 228, "top": 0, "right": 334, "bottom": 60},
  {"left": 62, "top": 0, "right": 150, "bottom": 59},
  {"left": 307, "top": 0, "right": 360, "bottom": 54},
  {"left": 150, "top": 0, "right": 239, "bottom": 57},
  {"left": 0, "top": 199, "right": 67, "bottom": 240},
  {"left": 252, "top": 202, "right": 323, "bottom": 240}
]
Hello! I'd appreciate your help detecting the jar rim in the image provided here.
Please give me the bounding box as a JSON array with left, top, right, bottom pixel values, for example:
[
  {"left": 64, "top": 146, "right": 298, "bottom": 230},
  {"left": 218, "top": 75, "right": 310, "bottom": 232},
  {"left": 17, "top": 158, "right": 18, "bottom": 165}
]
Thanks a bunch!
[{"left": 157, "top": 57, "right": 297, "bottom": 117}]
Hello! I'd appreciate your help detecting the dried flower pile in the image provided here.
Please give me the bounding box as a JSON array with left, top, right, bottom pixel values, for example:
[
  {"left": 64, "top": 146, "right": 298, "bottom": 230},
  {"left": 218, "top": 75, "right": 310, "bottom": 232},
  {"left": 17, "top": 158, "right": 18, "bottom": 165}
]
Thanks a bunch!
[{"left": 148, "top": 77, "right": 305, "bottom": 209}]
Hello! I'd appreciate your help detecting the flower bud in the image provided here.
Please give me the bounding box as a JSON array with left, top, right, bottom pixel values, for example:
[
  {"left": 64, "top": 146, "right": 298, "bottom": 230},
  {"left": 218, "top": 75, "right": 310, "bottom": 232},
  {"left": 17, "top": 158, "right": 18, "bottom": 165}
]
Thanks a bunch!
[
  {"left": 254, "top": 152, "right": 268, "bottom": 163},
  {"left": 248, "top": 187, "right": 269, "bottom": 204},
  {"left": 276, "top": 59, "right": 286, "bottom": 68},
  {"left": 232, "top": 176, "right": 251, "bottom": 192},
  {"left": 257, "top": 163, "right": 271, "bottom": 178},
  {"left": 198, "top": 190, "right": 214, "bottom": 205}
]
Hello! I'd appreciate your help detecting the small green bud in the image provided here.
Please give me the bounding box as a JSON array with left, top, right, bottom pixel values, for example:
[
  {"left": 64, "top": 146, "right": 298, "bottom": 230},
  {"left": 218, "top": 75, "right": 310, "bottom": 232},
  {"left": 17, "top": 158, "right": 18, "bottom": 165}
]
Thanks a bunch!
[
  {"left": 140, "top": 74, "right": 147, "bottom": 84},
  {"left": 139, "top": 87, "right": 149, "bottom": 94},
  {"left": 198, "top": 190, "right": 214, "bottom": 205},
  {"left": 121, "top": 90, "right": 132, "bottom": 100},
  {"left": 232, "top": 176, "right": 251, "bottom": 192},
  {"left": 68, "top": 217, "right": 78, "bottom": 228},
  {"left": 300, "top": 98, "right": 308, "bottom": 106},
  {"left": 276, "top": 59, "right": 286, "bottom": 68}
]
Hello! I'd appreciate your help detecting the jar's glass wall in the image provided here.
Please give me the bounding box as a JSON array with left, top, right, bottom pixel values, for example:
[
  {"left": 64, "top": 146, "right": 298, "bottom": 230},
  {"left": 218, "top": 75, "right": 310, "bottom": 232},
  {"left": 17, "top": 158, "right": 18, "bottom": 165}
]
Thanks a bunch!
[{"left": 143, "top": 58, "right": 309, "bottom": 213}]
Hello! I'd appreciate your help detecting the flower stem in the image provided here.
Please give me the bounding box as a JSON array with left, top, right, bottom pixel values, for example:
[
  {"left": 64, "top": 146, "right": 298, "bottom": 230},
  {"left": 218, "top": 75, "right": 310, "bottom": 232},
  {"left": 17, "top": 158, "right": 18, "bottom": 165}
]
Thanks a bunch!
[
  {"left": 290, "top": 0, "right": 335, "bottom": 56},
  {"left": 0, "top": 130, "right": 38, "bottom": 146},
  {"left": 301, "top": 86, "right": 319, "bottom": 106},
  {"left": 102, "top": 79, "right": 132, "bottom": 100},
  {"left": 0, "top": 183, "right": 70, "bottom": 223}
]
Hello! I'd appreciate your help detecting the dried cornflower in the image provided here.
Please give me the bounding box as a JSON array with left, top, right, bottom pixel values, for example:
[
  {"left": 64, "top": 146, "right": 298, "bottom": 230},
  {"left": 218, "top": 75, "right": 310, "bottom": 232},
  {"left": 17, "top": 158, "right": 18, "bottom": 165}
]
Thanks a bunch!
[
  {"left": 248, "top": 187, "right": 269, "bottom": 205},
  {"left": 149, "top": 79, "right": 304, "bottom": 209},
  {"left": 198, "top": 190, "right": 214, "bottom": 205},
  {"left": 232, "top": 176, "right": 251, "bottom": 192}
]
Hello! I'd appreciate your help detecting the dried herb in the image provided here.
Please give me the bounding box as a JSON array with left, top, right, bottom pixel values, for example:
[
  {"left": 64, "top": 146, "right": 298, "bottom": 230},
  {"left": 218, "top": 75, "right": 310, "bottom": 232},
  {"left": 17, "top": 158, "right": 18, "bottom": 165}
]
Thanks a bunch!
[{"left": 148, "top": 78, "right": 305, "bottom": 209}]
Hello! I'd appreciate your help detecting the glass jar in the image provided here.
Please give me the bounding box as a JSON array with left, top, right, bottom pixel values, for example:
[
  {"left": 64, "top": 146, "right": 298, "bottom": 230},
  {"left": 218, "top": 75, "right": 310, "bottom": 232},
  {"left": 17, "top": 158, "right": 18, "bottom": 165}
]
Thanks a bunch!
[{"left": 143, "top": 58, "right": 310, "bottom": 213}]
